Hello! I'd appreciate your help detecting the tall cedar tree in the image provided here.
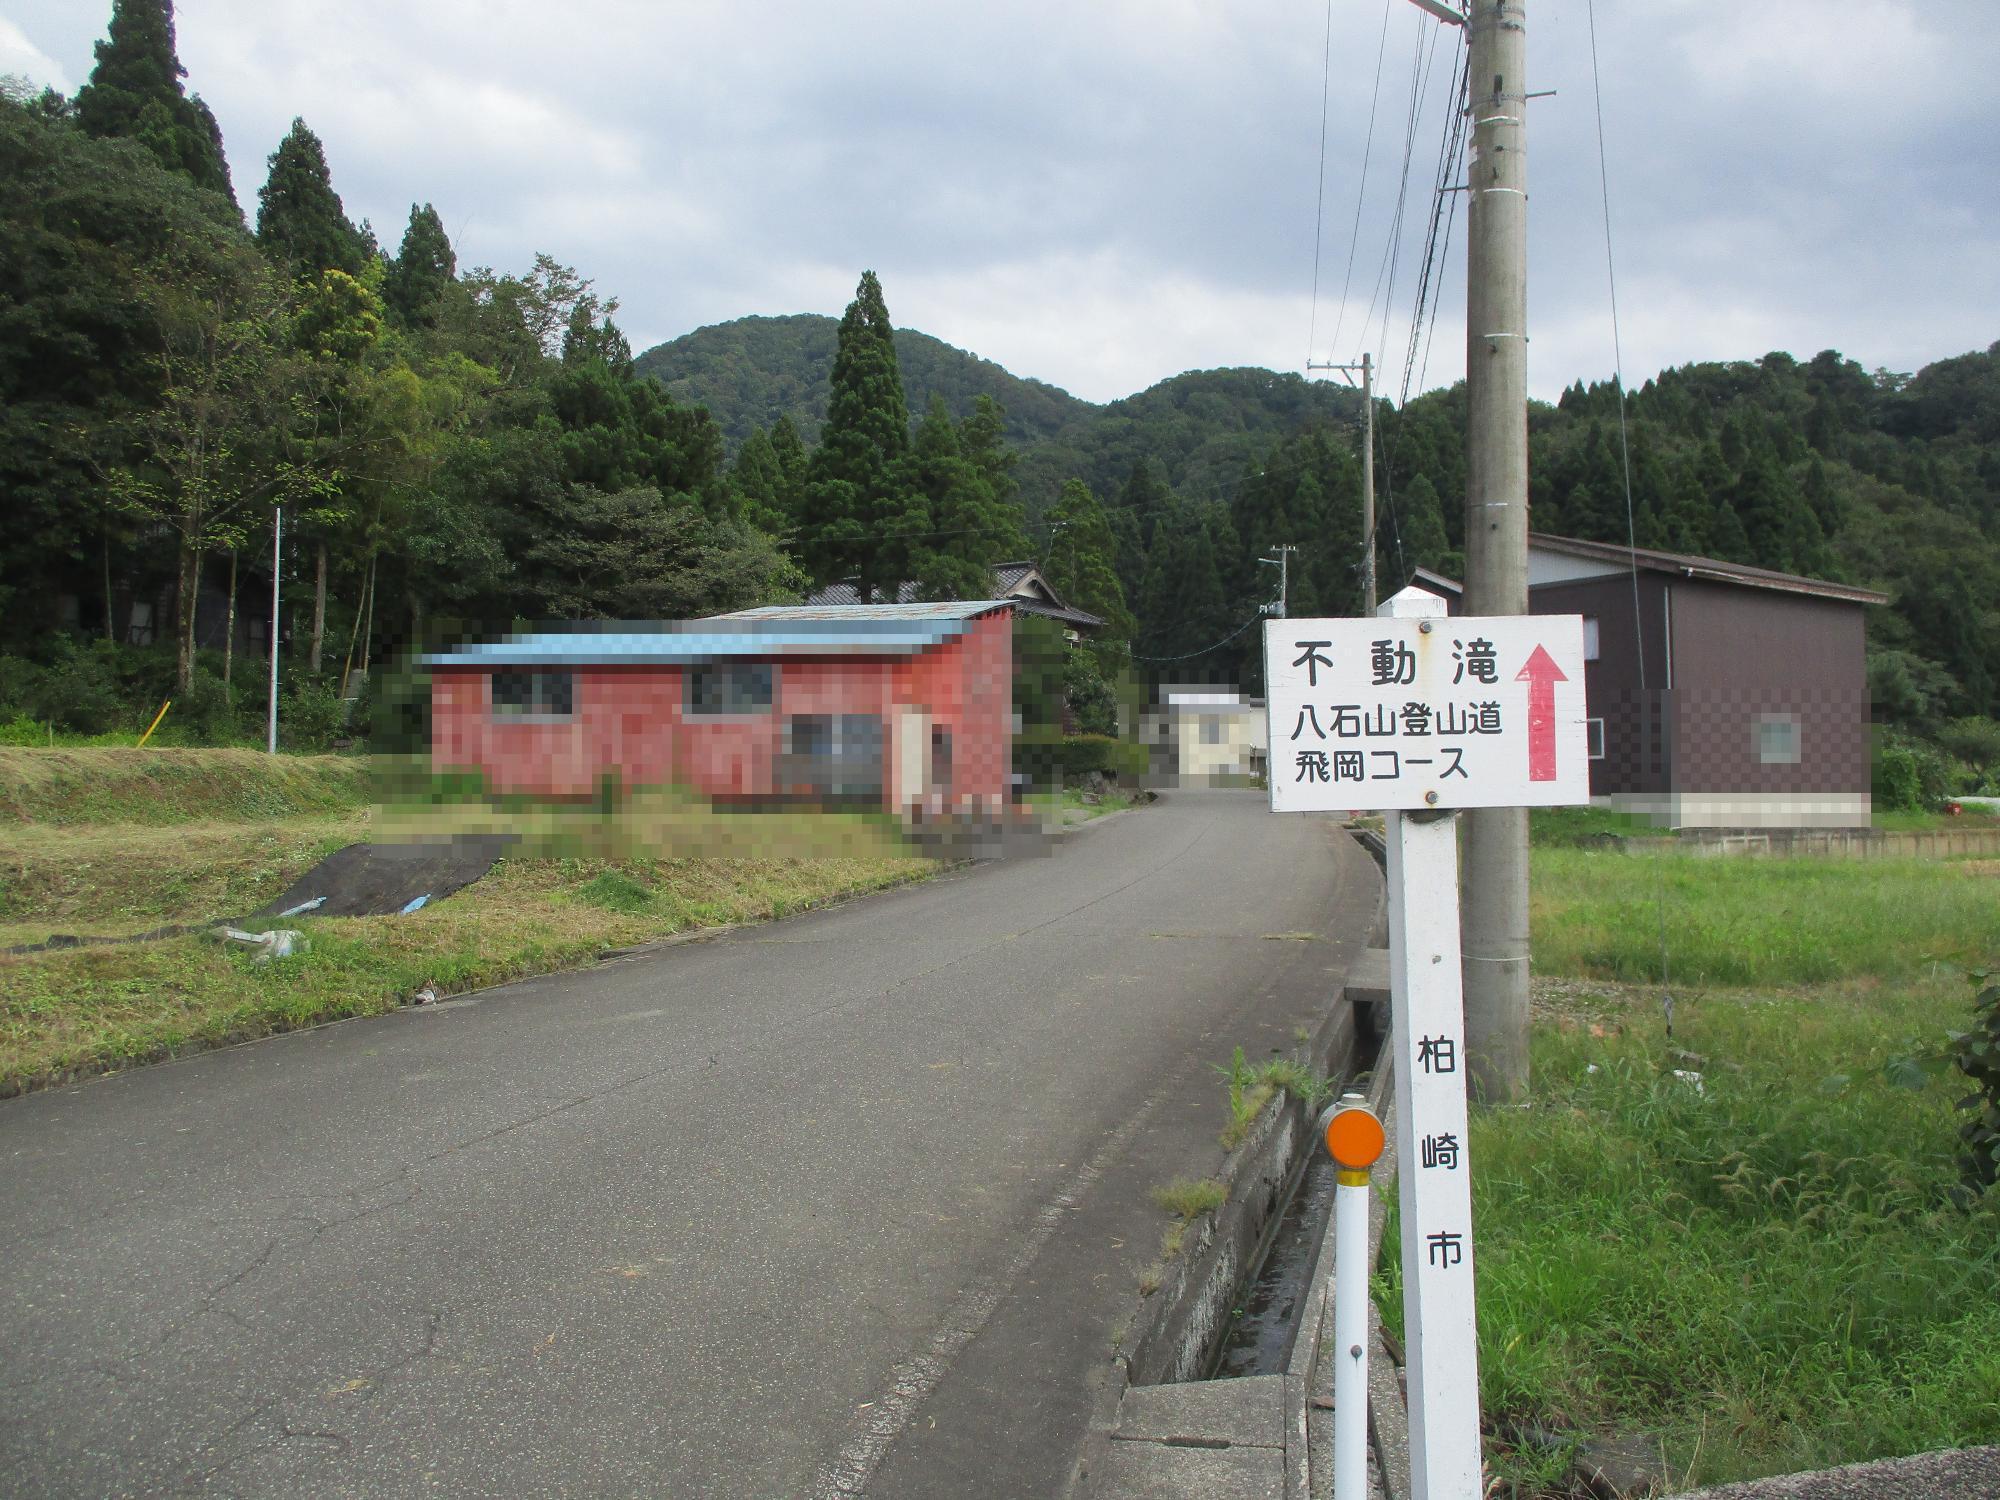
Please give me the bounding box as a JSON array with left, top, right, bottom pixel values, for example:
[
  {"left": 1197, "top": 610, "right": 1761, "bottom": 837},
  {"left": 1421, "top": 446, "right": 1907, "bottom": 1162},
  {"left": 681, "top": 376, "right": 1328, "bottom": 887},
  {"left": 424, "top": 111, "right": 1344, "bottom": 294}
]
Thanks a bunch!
[
  {"left": 255, "top": 119, "right": 366, "bottom": 279},
  {"left": 1136, "top": 504, "right": 1230, "bottom": 669},
  {"left": 1042, "top": 479, "right": 1136, "bottom": 649},
  {"left": 384, "top": 203, "right": 455, "bottom": 329},
  {"left": 904, "top": 397, "right": 989, "bottom": 601},
  {"left": 906, "top": 394, "right": 1026, "bottom": 601},
  {"left": 729, "top": 429, "right": 788, "bottom": 533},
  {"left": 73, "top": 0, "right": 233, "bottom": 202},
  {"left": 801, "top": 270, "right": 918, "bottom": 599}
]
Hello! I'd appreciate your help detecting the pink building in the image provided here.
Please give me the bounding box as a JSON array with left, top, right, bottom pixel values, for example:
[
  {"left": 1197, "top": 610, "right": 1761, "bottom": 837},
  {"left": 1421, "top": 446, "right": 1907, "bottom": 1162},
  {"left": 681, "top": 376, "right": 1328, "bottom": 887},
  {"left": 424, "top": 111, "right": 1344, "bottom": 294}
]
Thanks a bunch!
[{"left": 425, "top": 602, "right": 1015, "bottom": 816}]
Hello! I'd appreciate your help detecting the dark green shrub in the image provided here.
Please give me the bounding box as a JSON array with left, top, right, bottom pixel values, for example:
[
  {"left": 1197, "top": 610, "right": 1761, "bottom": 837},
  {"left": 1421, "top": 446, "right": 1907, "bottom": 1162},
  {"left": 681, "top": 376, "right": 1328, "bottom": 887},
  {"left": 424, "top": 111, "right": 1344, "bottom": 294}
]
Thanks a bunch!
[
  {"left": 1015, "top": 732, "right": 1147, "bottom": 785},
  {"left": 175, "top": 666, "right": 238, "bottom": 742},
  {"left": 1953, "top": 972, "right": 2000, "bottom": 1197},
  {"left": 1013, "top": 614, "right": 1067, "bottom": 736},
  {"left": 363, "top": 663, "right": 431, "bottom": 754},
  {"left": 1872, "top": 731, "right": 1952, "bottom": 811},
  {"left": 32, "top": 638, "right": 128, "bottom": 733},
  {"left": 279, "top": 675, "right": 346, "bottom": 751},
  {"left": 1063, "top": 645, "right": 1118, "bottom": 737}
]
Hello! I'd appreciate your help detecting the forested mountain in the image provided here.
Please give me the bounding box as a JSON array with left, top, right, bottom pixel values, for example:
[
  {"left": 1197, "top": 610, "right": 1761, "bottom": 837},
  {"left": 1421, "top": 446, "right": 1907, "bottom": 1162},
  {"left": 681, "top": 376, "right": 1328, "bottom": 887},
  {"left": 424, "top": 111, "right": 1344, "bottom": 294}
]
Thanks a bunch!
[
  {"left": 637, "top": 323, "right": 1364, "bottom": 527},
  {"left": 2, "top": 2, "right": 1995, "bottom": 793},
  {"left": 634, "top": 314, "right": 1090, "bottom": 451}
]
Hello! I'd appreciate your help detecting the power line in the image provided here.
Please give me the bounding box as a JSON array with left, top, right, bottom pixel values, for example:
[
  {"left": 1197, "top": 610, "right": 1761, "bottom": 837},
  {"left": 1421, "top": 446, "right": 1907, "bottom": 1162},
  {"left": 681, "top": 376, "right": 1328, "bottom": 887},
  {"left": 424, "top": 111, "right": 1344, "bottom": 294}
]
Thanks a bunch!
[
  {"left": 1372, "top": 20, "right": 1467, "bottom": 594},
  {"left": 1325, "top": 0, "right": 1394, "bottom": 361},
  {"left": 1358, "top": 14, "right": 1446, "bottom": 369},
  {"left": 1305, "top": 0, "right": 1336, "bottom": 366},
  {"left": 1587, "top": 0, "right": 1676, "bottom": 1030},
  {"left": 1127, "top": 613, "right": 1266, "bottom": 663}
]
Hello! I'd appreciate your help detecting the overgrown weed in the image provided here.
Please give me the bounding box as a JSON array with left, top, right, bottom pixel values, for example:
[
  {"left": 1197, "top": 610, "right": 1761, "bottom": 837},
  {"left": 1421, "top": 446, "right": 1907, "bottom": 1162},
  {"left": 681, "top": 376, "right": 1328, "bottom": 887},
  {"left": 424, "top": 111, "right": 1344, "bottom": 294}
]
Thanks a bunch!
[{"left": 1378, "top": 973, "right": 2000, "bottom": 1492}]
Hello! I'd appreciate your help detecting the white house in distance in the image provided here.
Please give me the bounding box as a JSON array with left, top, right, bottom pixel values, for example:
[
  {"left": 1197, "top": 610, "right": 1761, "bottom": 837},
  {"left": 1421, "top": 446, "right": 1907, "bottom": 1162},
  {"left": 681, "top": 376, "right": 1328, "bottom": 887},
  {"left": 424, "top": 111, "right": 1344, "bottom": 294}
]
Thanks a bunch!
[{"left": 1143, "top": 687, "right": 1268, "bottom": 785}]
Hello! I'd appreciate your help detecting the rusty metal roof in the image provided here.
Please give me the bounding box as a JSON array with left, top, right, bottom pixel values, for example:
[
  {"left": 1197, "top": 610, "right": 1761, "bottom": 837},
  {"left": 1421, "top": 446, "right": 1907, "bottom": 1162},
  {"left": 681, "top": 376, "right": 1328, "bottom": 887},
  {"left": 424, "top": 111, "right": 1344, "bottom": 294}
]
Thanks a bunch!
[
  {"left": 1528, "top": 533, "right": 1890, "bottom": 605},
  {"left": 720, "top": 600, "right": 1015, "bottom": 622}
]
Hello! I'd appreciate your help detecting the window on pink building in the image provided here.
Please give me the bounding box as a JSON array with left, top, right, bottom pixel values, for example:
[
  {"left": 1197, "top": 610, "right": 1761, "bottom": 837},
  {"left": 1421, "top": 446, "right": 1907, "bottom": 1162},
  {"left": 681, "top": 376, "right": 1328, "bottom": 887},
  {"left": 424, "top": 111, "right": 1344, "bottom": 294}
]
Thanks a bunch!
[
  {"left": 688, "top": 663, "right": 774, "bottom": 715},
  {"left": 492, "top": 670, "right": 574, "bottom": 720}
]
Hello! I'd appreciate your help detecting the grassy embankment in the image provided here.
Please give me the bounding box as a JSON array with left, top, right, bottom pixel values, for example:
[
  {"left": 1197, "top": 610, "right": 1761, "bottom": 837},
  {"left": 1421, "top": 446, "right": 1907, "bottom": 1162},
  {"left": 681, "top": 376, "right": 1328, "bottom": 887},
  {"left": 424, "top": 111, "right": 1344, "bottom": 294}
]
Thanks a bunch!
[
  {"left": 1379, "top": 841, "right": 2000, "bottom": 1492},
  {"left": 0, "top": 749, "right": 930, "bottom": 1096}
]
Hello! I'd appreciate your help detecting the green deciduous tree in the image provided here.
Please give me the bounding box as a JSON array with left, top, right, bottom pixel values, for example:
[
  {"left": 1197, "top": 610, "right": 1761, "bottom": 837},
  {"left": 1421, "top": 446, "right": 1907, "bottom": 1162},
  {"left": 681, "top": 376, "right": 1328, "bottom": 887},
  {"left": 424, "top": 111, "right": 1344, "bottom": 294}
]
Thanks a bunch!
[
  {"left": 0, "top": 88, "right": 244, "bottom": 643},
  {"left": 113, "top": 239, "right": 328, "bottom": 688}
]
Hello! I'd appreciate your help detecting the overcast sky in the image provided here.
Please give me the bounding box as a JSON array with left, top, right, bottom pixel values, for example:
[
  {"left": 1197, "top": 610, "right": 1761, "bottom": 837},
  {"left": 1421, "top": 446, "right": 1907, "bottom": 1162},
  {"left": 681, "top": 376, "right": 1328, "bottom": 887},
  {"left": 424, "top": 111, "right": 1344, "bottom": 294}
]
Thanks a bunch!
[{"left": 6, "top": 1, "right": 1994, "bottom": 407}]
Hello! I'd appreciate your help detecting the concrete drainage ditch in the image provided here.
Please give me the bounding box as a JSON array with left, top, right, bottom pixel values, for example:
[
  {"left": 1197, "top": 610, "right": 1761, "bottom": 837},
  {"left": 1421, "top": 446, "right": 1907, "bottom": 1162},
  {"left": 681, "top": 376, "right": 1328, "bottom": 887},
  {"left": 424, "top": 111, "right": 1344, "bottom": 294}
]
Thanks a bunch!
[{"left": 1068, "top": 828, "right": 1390, "bottom": 1499}]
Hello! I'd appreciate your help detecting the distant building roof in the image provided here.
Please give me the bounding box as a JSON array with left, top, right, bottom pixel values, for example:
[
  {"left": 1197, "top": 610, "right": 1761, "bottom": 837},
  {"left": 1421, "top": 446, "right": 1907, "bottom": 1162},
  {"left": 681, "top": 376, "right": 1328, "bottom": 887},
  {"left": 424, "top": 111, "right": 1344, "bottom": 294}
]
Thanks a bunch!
[
  {"left": 992, "top": 561, "right": 1039, "bottom": 594},
  {"left": 804, "top": 561, "right": 1105, "bottom": 631},
  {"left": 423, "top": 602, "right": 1013, "bottom": 668},
  {"left": 720, "top": 601, "right": 1013, "bottom": 623},
  {"left": 1410, "top": 565, "right": 1463, "bottom": 598},
  {"left": 1527, "top": 533, "right": 1889, "bottom": 605},
  {"left": 1401, "top": 538, "right": 1888, "bottom": 607}
]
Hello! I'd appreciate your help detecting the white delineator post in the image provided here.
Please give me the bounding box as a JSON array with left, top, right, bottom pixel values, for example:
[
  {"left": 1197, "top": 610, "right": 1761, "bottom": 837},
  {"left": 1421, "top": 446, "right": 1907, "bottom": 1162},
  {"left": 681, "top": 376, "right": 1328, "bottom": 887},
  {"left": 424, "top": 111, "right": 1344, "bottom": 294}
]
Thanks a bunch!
[
  {"left": 1335, "top": 1161, "right": 1370, "bottom": 1500},
  {"left": 1319, "top": 1094, "right": 1386, "bottom": 1500},
  {"left": 1379, "top": 585, "right": 1483, "bottom": 1499}
]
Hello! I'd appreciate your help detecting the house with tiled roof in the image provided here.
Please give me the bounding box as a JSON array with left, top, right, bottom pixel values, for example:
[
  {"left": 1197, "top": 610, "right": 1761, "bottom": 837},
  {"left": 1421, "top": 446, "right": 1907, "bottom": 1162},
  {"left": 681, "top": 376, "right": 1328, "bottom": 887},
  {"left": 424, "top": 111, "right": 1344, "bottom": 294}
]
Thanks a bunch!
[{"left": 805, "top": 562, "right": 1103, "bottom": 634}]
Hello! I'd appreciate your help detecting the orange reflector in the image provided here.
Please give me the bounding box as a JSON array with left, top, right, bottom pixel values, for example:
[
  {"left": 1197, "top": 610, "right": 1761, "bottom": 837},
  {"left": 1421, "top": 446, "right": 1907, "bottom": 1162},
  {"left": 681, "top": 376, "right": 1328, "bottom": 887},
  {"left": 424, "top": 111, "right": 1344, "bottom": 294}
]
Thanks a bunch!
[{"left": 1324, "top": 1104, "right": 1385, "bottom": 1170}]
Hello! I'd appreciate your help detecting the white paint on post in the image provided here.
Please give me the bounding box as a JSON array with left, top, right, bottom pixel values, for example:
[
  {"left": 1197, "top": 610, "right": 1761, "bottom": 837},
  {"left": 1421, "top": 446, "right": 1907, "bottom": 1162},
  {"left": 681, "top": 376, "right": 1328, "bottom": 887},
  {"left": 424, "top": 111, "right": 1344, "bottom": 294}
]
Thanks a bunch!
[
  {"left": 1387, "top": 809, "right": 1481, "bottom": 1499},
  {"left": 1333, "top": 1168, "right": 1371, "bottom": 1500},
  {"left": 1380, "top": 583, "right": 1480, "bottom": 1500}
]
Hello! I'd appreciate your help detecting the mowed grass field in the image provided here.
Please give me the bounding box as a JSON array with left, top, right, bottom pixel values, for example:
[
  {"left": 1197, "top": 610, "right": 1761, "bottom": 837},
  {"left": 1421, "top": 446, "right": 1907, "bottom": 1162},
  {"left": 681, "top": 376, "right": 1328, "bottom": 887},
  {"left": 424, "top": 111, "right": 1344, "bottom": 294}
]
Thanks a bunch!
[
  {"left": 0, "top": 749, "right": 930, "bottom": 1096},
  {"left": 1378, "top": 842, "right": 2000, "bottom": 1493}
]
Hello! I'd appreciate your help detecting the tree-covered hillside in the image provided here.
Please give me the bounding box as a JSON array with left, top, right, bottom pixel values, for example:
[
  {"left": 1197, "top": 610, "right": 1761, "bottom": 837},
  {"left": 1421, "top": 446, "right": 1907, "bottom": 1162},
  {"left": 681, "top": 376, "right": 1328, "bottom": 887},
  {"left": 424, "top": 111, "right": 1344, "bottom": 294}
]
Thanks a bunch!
[
  {"left": 633, "top": 313, "right": 1090, "bottom": 452},
  {"left": 1373, "top": 349, "right": 2000, "bottom": 736},
  {"left": 4, "top": 2, "right": 1995, "bottom": 796}
]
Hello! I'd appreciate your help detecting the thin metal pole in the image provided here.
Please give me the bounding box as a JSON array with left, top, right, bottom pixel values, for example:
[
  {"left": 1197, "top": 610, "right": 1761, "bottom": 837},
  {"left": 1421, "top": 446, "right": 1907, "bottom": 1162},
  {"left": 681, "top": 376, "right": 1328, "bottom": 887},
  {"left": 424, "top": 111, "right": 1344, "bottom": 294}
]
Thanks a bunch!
[
  {"left": 1460, "top": 0, "right": 1532, "bottom": 1103},
  {"left": 1361, "top": 352, "right": 1377, "bottom": 615},
  {"left": 267, "top": 505, "right": 282, "bottom": 755}
]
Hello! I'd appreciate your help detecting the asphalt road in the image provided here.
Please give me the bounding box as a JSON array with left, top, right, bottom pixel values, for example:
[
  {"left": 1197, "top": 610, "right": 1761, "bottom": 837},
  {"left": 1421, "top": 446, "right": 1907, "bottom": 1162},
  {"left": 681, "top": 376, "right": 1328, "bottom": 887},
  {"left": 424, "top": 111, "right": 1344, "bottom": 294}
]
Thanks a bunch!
[{"left": 1, "top": 788, "right": 1379, "bottom": 1498}]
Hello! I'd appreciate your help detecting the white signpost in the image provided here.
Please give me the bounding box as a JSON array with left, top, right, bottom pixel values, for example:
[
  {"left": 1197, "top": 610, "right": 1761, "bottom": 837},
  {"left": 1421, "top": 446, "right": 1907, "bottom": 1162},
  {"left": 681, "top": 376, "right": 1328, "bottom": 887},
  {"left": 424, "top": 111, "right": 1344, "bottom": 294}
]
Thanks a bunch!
[{"left": 1265, "top": 585, "right": 1589, "bottom": 1500}]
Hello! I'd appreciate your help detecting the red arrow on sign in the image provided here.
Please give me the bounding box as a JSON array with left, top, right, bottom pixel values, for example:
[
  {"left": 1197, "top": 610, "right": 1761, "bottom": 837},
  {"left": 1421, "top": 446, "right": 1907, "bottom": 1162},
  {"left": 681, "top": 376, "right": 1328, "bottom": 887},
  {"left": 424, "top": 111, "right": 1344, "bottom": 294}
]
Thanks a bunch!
[{"left": 1515, "top": 645, "right": 1568, "bottom": 782}]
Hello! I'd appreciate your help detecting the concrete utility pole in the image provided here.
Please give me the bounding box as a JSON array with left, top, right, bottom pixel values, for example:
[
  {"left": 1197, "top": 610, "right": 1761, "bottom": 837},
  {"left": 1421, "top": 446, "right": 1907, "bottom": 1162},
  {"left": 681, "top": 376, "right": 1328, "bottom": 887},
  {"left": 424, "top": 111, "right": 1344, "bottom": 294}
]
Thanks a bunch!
[
  {"left": 1459, "top": 0, "right": 1532, "bottom": 1103},
  {"left": 1259, "top": 543, "right": 1298, "bottom": 617},
  {"left": 1359, "top": 352, "right": 1375, "bottom": 615},
  {"left": 1305, "top": 353, "right": 1375, "bottom": 612}
]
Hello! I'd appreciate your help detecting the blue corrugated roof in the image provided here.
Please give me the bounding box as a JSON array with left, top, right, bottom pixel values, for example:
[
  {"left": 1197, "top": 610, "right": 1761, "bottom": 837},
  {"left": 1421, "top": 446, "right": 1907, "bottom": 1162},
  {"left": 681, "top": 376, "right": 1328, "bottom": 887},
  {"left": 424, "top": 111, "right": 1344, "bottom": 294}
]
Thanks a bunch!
[{"left": 421, "top": 603, "right": 1010, "bottom": 668}]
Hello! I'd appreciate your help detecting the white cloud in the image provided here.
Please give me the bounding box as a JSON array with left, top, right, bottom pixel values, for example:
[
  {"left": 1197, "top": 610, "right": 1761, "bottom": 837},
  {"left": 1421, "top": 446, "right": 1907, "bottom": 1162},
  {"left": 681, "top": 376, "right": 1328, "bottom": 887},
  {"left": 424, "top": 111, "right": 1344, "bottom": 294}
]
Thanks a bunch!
[
  {"left": 0, "top": 19, "right": 69, "bottom": 93},
  {"left": 8, "top": 0, "right": 1996, "bottom": 406}
]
